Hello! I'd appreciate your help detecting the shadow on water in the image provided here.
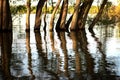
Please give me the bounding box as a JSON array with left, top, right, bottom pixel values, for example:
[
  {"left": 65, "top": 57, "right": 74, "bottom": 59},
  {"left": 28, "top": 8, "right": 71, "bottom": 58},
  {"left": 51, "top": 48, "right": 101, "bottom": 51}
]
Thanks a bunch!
[{"left": 1, "top": 23, "right": 120, "bottom": 80}]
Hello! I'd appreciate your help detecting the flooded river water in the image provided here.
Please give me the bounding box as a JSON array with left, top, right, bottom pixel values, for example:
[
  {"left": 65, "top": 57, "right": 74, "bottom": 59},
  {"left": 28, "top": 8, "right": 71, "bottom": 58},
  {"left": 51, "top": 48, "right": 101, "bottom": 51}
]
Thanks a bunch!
[{"left": 0, "top": 14, "right": 120, "bottom": 80}]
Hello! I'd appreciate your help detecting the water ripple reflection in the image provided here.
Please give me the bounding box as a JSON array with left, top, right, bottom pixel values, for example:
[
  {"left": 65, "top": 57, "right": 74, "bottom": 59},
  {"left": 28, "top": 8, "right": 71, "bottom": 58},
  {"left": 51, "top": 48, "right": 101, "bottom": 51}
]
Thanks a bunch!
[{"left": 1, "top": 24, "right": 120, "bottom": 80}]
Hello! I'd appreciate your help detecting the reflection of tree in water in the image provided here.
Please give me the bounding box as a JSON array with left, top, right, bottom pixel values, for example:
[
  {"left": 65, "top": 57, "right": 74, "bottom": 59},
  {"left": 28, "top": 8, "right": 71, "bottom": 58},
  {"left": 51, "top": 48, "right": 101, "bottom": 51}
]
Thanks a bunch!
[
  {"left": 34, "top": 31, "right": 59, "bottom": 80},
  {"left": 34, "top": 31, "right": 48, "bottom": 66},
  {"left": 26, "top": 32, "right": 35, "bottom": 80},
  {"left": 63, "top": 30, "right": 95, "bottom": 80},
  {"left": 77, "top": 30, "right": 95, "bottom": 80},
  {"left": 49, "top": 31, "right": 60, "bottom": 73},
  {"left": 89, "top": 27, "right": 117, "bottom": 80},
  {"left": 115, "top": 22, "right": 120, "bottom": 38},
  {"left": 57, "top": 31, "right": 70, "bottom": 79},
  {"left": 1, "top": 32, "right": 13, "bottom": 80},
  {"left": 70, "top": 31, "right": 82, "bottom": 80}
]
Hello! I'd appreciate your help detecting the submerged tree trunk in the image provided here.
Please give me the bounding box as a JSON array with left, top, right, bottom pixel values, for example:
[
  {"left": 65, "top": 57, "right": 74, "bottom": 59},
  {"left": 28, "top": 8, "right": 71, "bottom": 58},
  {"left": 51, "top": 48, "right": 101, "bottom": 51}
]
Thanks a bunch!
[
  {"left": 49, "top": 0, "right": 61, "bottom": 31},
  {"left": 70, "top": 0, "right": 81, "bottom": 31},
  {"left": 89, "top": 0, "right": 108, "bottom": 29},
  {"left": 34, "top": 0, "right": 46, "bottom": 31},
  {"left": 26, "top": 0, "right": 31, "bottom": 31},
  {"left": 0, "top": 0, "right": 12, "bottom": 31}
]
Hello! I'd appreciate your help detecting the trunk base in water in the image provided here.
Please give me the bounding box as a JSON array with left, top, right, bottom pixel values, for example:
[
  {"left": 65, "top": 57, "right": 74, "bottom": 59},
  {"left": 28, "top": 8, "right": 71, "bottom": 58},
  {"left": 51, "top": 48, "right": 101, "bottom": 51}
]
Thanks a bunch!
[{"left": 25, "top": 29, "right": 30, "bottom": 32}]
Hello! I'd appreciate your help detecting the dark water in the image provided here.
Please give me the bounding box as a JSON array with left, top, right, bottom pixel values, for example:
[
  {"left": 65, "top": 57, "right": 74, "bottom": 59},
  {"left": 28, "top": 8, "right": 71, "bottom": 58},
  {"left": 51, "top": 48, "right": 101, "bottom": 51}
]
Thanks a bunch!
[{"left": 1, "top": 15, "right": 120, "bottom": 80}]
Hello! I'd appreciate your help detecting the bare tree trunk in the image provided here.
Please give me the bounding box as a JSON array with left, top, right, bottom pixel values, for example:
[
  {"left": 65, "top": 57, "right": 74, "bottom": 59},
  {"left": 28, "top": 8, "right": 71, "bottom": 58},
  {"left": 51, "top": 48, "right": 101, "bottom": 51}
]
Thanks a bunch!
[
  {"left": 49, "top": 0, "right": 61, "bottom": 31},
  {"left": 59, "top": 0, "right": 68, "bottom": 30},
  {"left": 56, "top": 0, "right": 68, "bottom": 31},
  {"left": 26, "top": 0, "right": 31, "bottom": 31},
  {"left": 0, "top": 0, "right": 12, "bottom": 31},
  {"left": 78, "top": 0, "right": 93, "bottom": 29},
  {"left": 70, "top": 0, "right": 81, "bottom": 31},
  {"left": 89, "top": 0, "right": 108, "bottom": 30},
  {"left": 0, "top": 0, "right": 3, "bottom": 30},
  {"left": 34, "top": 0, "right": 46, "bottom": 31}
]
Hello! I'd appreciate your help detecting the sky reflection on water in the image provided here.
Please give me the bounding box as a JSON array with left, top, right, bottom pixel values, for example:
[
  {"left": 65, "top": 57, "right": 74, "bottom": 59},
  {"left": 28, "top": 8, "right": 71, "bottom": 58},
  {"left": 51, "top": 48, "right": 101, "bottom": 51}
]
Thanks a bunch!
[{"left": 1, "top": 14, "right": 120, "bottom": 80}]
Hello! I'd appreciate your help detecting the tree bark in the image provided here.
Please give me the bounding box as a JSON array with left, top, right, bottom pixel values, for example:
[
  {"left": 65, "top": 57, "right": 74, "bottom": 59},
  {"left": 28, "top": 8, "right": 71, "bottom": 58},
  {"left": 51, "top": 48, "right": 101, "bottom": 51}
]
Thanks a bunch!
[
  {"left": 59, "top": 0, "right": 68, "bottom": 30},
  {"left": 49, "top": 0, "right": 61, "bottom": 31},
  {"left": 0, "top": 0, "right": 3, "bottom": 30},
  {"left": 34, "top": 0, "right": 46, "bottom": 31},
  {"left": 26, "top": 0, "right": 31, "bottom": 31},
  {"left": 0, "top": 0, "right": 12, "bottom": 31},
  {"left": 56, "top": 0, "right": 68, "bottom": 31},
  {"left": 78, "top": 0, "right": 93, "bottom": 29},
  {"left": 89, "top": 0, "right": 108, "bottom": 30},
  {"left": 70, "top": 0, "right": 81, "bottom": 31},
  {"left": 56, "top": 1, "right": 64, "bottom": 31}
]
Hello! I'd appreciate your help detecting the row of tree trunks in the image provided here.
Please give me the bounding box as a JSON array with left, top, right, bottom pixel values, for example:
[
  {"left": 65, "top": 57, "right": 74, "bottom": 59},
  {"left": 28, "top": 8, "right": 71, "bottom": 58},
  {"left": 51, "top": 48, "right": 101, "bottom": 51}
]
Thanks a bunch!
[
  {"left": 34, "top": 0, "right": 46, "bottom": 31},
  {"left": 33, "top": 0, "right": 108, "bottom": 31},
  {"left": 49, "top": 0, "right": 61, "bottom": 31},
  {"left": 0, "top": 0, "right": 12, "bottom": 31},
  {"left": 26, "top": 0, "right": 31, "bottom": 31},
  {"left": 89, "top": 0, "right": 108, "bottom": 30},
  {"left": 69, "top": 0, "right": 107, "bottom": 31}
]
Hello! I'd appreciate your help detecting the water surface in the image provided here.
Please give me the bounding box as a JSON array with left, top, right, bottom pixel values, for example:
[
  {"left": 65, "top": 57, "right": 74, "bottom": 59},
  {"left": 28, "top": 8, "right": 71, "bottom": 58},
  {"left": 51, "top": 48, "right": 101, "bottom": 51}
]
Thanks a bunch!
[{"left": 1, "top": 14, "right": 120, "bottom": 80}]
